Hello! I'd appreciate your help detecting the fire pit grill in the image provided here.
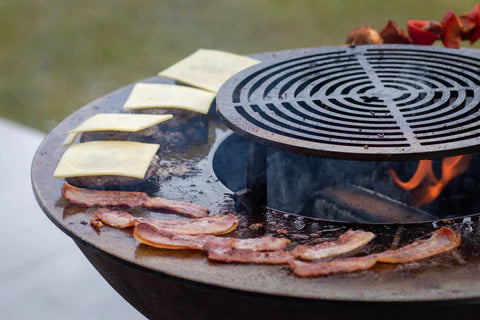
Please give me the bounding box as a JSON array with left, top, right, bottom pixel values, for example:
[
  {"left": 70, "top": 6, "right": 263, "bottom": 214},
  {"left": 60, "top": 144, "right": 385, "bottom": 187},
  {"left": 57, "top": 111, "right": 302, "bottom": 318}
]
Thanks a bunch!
[
  {"left": 217, "top": 45, "right": 480, "bottom": 160},
  {"left": 31, "top": 47, "right": 480, "bottom": 320}
]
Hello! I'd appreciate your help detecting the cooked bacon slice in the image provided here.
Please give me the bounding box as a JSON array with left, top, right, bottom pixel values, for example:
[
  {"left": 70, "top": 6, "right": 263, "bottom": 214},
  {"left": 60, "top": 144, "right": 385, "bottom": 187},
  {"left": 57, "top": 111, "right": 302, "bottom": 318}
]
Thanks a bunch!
[
  {"left": 140, "top": 214, "right": 238, "bottom": 235},
  {"left": 206, "top": 246, "right": 294, "bottom": 265},
  {"left": 63, "top": 182, "right": 148, "bottom": 207},
  {"left": 293, "top": 229, "right": 373, "bottom": 259},
  {"left": 292, "top": 229, "right": 375, "bottom": 260},
  {"left": 134, "top": 223, "right": 210, "bottom": 249},
  {"left": 144, "top": 197, "right": 209, "bottom": 218},
  {"left": 91, "top": 208, "right": 136, "bottom": 229},
  {"left": 204, "top": 236, "right": 289, "bottom": 251},
  {"left": 62, "top": 183, "right": 209, "bottom": 218},
  {"left": 89, "top": 208, "right": 238, "bottom": 235},
  {"left": 376, "top": 226, "right": 461, "bottom": 263},
  {"left": 134, "top": 222, "right": 290, "bottom": 251},
  {"left": 289, "top": 227, "right": 460, "bottom": 277},
  {"left": 289, "top": 255, "right": 377, "bottom": 277}
]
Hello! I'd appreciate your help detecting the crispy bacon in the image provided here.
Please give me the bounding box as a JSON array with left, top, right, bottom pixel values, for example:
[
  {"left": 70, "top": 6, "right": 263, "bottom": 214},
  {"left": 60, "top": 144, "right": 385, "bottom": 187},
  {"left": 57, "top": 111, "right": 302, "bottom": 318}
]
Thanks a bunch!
[
  {"left": 292, "top": 229, "right": 375, "bottom": 260},
  {"left": 62, "top": 183, "right": 209, "bottom": 218},
  {"left": 289, "top": 227, "right": 460, "bottom": 277},
  {"left": 206, "top": 247, "right": 294, "bottom": 265},
  {"left": 91, "top": 208, "right": 136, "bottom": 229},
  {"left": 134, "top": 223, "right": 210, "bottom": 249},
  {"left": 90, "top": 208, "right": 238, "bottom": 235},
  {"left": 133, "top": 222, "right": 290, "bottom": 251},
  {"left": 141, "top": 214, "right": 238, "bottom": 235},
  {"left": 204, "top": 236, "right": 289, "bottom": 251},
  {"left": 376, "top": 226, "right": 461, "bottom": 263},
  {"left": 289, "top": 255, "right": 377, "bottom": 277},
  {"left": 144, "top": 197, "right": 209, "bottom": 218}
]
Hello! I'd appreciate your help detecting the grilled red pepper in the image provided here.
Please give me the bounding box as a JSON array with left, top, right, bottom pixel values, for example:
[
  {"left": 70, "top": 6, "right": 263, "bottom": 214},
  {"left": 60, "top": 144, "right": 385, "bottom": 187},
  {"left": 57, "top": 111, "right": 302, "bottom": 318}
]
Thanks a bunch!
[
  {"left": 459, "top": 15, "right": 476, "bottom": 39},
  {"left": 442, "top": 10, "right": 462, "bottom": 48},
  {"left": 407, "top": 20, "right": 440, "bottom": 45},
  {"left": 466, "top": 3, "right": 480, "bottom": 44}
]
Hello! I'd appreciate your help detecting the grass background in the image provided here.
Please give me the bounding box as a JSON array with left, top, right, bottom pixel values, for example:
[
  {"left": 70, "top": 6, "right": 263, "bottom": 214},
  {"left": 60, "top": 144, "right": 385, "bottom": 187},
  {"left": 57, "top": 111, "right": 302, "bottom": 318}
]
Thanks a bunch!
[{"left": 2, "top": 0, "right": 480, "bottom": 132}]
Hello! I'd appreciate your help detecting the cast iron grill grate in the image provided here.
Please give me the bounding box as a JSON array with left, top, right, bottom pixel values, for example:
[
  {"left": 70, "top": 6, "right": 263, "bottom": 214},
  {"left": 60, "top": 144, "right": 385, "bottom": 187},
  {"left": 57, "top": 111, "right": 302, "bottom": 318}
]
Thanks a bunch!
[{"left": 216, "top": 45, "right": 480, "bottom": 160}]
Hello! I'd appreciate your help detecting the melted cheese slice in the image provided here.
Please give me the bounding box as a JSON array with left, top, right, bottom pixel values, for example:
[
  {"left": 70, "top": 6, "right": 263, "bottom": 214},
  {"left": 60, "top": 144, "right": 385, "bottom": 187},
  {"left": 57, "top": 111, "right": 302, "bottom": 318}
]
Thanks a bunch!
[
  {"left": 62, "top": 113, "right": 172, "bottom": 146},
  {"left": 123, "top": 83, "right": 216, "bottom": 114},
  {"left": 158, "top": 49, "right": 260, "bottom": 93},
  {"left": 53, "top": 141, "right": 160, "bottom": 179}
]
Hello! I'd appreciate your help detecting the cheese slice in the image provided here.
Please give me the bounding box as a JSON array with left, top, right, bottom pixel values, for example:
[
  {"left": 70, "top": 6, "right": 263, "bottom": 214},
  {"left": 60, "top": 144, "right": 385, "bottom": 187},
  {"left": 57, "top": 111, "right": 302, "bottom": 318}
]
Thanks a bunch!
[
  {"left": 53, "top": 141, "right": 160, "bottom": 179},
  {"left": 123, "top": 83, "right": 216, "bottom": 114},
  {"left": 63, "top": 133, "right": 78, "bottom": 146},
  {"left": 158, "top": 49, "right": 260, "bottom": 93},
  {"left": 62, "top": 113, "right": 172, "bottom": 146}
]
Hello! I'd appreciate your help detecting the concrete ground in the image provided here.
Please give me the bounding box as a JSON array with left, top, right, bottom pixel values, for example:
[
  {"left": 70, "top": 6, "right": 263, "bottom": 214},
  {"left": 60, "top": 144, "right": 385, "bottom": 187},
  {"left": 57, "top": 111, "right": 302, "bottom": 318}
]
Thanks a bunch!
[{"left": 0, "top": 118, "right": 146, "bottom": 319}]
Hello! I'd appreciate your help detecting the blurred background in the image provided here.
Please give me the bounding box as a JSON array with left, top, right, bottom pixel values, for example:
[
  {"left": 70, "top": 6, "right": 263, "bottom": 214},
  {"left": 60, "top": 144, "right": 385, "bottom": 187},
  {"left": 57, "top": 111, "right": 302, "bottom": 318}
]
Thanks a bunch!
[
  {"left": 2, "top": 1, "right": 480, "bottom": 319},
  {"left": 2, "top": 0, "right": 480, "bottom": 133}
]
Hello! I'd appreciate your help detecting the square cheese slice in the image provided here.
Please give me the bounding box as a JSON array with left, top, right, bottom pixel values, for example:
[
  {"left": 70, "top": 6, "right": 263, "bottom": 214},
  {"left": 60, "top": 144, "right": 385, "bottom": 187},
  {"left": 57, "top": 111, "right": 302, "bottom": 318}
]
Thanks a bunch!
[
  {"left": 62, "top": 113, "right": 172, "bottom": 146},
  {"left": 53, "top": 141, "right": 160, "bottom": 179},
  {"left": 158, "top": 49, "right": 260, "bottom": 93},
  {"left": 123, "top": 83, "right": 216, "bottom": 114}
]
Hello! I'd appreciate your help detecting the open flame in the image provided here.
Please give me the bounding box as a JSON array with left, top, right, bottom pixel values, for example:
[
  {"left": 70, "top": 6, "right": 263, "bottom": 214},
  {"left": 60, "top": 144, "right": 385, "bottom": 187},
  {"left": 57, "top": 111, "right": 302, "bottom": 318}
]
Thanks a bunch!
[{"left": 388, "top": 155, "right": 472, "bottom": 206}]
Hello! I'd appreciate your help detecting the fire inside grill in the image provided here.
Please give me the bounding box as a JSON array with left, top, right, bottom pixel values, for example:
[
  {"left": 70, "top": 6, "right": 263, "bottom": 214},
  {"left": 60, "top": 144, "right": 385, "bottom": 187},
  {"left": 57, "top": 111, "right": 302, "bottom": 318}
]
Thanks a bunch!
[{"left": 216, "top": 45, "right": 480, "bottom": 223}]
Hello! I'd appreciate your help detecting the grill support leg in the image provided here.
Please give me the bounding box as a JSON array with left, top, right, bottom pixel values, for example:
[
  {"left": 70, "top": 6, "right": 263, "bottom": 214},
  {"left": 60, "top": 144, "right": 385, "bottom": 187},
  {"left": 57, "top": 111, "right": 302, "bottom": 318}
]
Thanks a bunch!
[{"left": 245, "top": 142, "right": 267, "bottom": 214}]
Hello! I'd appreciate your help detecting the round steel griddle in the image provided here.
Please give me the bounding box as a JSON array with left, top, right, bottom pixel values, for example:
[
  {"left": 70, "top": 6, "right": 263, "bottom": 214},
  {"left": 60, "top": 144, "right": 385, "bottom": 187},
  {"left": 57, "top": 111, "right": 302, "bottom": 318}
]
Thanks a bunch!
[
  {"left": 31, "top": 48, "right": 480, "bottom": 320},
  {"left": 217, "top": 45, "right": 480, "bottom": 160}
]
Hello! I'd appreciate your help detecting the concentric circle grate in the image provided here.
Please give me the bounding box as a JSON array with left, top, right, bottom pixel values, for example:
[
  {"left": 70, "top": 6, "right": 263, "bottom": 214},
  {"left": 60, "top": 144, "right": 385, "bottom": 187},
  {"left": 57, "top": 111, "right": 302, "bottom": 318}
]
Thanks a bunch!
[{"left": 216, "top": 45, "right": 480, "bottom": 160}]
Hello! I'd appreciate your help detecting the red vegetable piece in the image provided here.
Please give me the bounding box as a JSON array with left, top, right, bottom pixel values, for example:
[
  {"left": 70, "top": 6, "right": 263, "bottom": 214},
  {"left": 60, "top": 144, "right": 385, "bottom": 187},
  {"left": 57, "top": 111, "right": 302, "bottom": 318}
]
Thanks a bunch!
[
  {"left": 471, "top": 27, "right": 480, "bottom": 44},
  {"left": 407, "top": 20, "right": 440, "bottom": 45},
  {"left": 442, "top": 10, "right": 462, "bottom": 48},
  {"left": 466, "top": 3, "right": 480, "bottom": 44},
  {"left": 466, "top": 3, "right": 480, "bottom": 22},
  {"left": 459, "top": 15, "right": 476, "bottom": 39},
  {"left": 380, "top": 20, "right": 412, "bottom": 44}
]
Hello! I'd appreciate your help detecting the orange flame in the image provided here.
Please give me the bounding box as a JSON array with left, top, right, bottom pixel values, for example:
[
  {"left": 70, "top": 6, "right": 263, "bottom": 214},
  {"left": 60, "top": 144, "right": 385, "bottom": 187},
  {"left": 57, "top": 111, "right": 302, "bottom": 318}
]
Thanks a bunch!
[{"left": 388, "top": 155, "right": 472, "bottom": 206}]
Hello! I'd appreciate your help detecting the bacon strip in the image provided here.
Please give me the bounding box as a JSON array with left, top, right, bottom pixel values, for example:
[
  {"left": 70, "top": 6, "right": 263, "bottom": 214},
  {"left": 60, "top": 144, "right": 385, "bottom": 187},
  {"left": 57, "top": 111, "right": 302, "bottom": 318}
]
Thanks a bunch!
[
  {"left": 62, "top": 183, "right": 209, "bottom": 218},
  {"left": 290, "top": 256, "right": 377, "bottom": 277},
  {"left": 91, "top": 208, "right": 136, "bottom": 228},
  {"left": 133, "top": 222, "right": 290, "bottom": 251},
  {"left": 376, "top": 226, "right": 461, "bottom": 263},
  {"left": 206, "top": 246, "right": 294, "bottom": 265},
  {"left": 134, "top": 223, "right": 209, "bottom": 250},
  {"left": 204, "top": 236, "right": 290, "bottom": 251},
  {"left": 145, "top": 197, "right": 209, "bottom": 218},
  {"left": 289, "top": 227, "right": 460, "bottom": 277},
  {"left": 90, "top": 208, "right": 238, "bottom": 235},
  {"left": 292, "top": 229, "right": 375, "bottom": 260}
]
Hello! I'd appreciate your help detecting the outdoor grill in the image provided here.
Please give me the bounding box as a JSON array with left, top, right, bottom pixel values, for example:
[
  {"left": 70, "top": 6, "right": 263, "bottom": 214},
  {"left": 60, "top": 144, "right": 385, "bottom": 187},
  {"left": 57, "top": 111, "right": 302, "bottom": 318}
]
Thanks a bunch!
[{"left": 32, "top": 45, "right": 480, "bottom": 320}]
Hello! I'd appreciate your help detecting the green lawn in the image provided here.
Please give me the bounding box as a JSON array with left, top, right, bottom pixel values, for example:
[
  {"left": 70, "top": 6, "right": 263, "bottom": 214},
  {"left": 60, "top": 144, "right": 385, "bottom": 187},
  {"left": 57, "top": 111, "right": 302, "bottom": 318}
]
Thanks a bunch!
[{"left": 2, "top": 0, "right": 479, "bottom": 132}]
